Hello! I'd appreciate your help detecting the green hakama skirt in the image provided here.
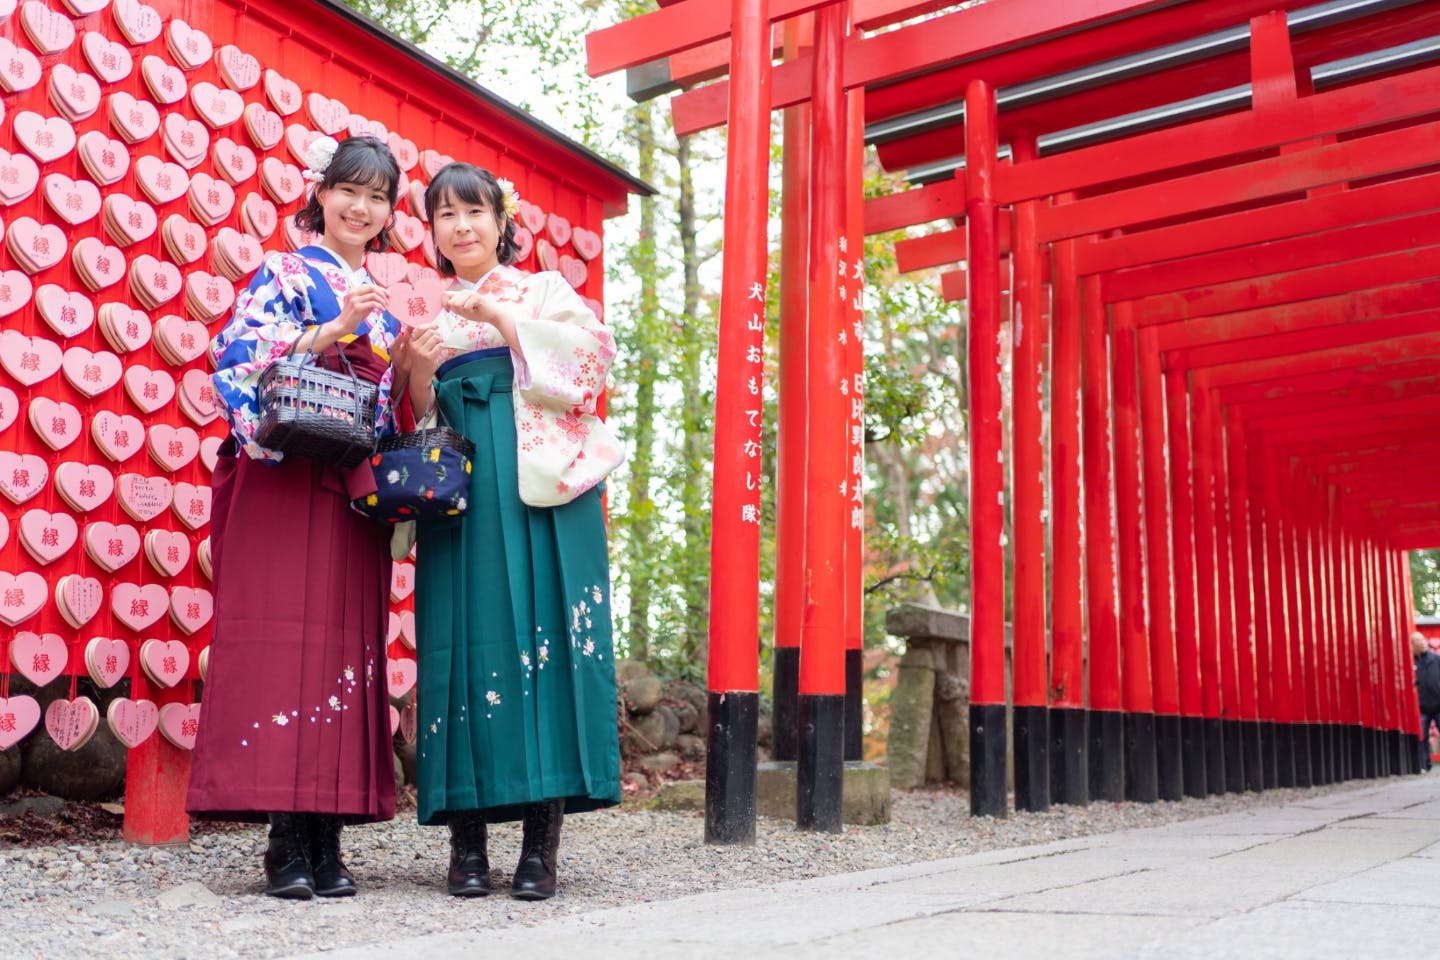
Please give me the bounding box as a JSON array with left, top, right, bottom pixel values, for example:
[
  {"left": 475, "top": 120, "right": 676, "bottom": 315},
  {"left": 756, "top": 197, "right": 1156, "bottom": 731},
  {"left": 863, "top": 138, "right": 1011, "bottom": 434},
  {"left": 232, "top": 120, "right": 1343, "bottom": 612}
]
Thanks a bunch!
[{"left": 413, "top": 349, "right": 621, "bottom": 826}]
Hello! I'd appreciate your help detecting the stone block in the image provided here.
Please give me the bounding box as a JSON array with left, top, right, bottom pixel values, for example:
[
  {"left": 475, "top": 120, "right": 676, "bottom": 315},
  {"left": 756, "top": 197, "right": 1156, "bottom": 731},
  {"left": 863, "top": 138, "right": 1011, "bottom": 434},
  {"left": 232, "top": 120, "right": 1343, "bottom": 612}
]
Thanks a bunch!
[
  {"left": 624, "top": 675, "right": 664, "bottom": 714},
  {"left": 652, "top": 778, "right": 705, "bottom": 812},
  {"left": 755, "top": 761, "right": 891, "bottom": 826},
  {"left": 887, "top": 657, "right": 936, "bottom": 789}
]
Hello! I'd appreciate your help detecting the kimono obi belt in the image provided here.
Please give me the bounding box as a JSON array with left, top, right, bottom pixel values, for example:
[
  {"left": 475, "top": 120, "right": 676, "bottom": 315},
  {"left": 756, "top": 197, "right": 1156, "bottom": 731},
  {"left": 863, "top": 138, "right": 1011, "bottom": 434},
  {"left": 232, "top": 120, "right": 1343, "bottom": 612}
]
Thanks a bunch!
[{"left": 435, "top": 347, "right": 514, "bottom": 407}]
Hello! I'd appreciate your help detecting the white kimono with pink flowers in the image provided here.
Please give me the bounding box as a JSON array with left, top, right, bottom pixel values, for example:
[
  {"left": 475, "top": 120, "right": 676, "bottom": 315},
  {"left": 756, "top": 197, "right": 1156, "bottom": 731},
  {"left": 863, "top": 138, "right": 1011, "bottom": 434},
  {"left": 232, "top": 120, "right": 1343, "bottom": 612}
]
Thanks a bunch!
[{"left": 425, "top": 264, "right": 624, "bottom": 507}]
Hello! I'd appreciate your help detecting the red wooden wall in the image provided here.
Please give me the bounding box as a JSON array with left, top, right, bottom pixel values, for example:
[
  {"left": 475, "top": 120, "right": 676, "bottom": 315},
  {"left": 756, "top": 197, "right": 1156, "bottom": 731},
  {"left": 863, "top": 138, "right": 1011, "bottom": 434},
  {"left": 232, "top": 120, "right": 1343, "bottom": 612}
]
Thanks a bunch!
[{"left": 0, "top": 0, "right": 631, "bottom": 842}]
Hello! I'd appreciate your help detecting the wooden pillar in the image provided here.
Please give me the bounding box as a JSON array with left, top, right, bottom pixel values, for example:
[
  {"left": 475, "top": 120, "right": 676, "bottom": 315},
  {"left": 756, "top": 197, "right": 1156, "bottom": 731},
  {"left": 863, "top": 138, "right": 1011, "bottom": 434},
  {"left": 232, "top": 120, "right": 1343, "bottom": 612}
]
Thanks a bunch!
[
  {"left": 1111, "top": 310, "right": 1156, "bottom": 801},
  {"left": 843, "top": 82, "right": 866, "bottom": 763},
  {"left": 1225, "top": 409, "right": 1263, "bottom": 791},
  {"left": 704, "top": 0, "right": 771, "bottom": 845},
  {"left": 771, "top": 14, "right": 812, "bottom": 765},
  {"left": 1281, "top": 461, "right": 1313, "bottom": 786},
  {"left": 1049, "top": 238, "right": 1088, "bottom": 806},
  {"left": 1245, "top": 431, "right": 1279, "bottom": 788},
  {"left": 1189, "top": 384, "right": 1225, "bottom": 794},
  {"left": 1082, "top": 278, "right": 1123, "bottom": 801},
  {"left": 1138, "top": 327, "right": 1183, "bottom": 800},
  {"left": 964, "top": 76, "right": 1007, "bottom": 818},
  {"left": 1166, "top": 370, "right": 1205, "bottom": 796},
  {"left": 1010, "top": 134, "right": 1049, "bottom": 812},
  {"left": 797, "top": 1, "right": 848, "bottom": 833},
  {"left": 1209, "top": 402, "right": 1243, "bottom": 793}
]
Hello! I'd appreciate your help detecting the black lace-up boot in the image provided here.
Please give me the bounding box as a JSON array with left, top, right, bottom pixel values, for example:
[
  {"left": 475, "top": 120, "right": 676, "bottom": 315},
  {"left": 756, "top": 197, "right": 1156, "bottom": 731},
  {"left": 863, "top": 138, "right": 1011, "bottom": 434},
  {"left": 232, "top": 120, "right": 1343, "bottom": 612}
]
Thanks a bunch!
[
  {"left": 263, "top": 813, "right": 315, "bottom": 900},
  {"left": 447, "top": 810, "right": 491, "bottom": 896},
  {"left": 306, "top": 814, "right": 357, "bottom": 897},
  {"left": 511, "top": 800, "right": 563, "bottom": 900}
]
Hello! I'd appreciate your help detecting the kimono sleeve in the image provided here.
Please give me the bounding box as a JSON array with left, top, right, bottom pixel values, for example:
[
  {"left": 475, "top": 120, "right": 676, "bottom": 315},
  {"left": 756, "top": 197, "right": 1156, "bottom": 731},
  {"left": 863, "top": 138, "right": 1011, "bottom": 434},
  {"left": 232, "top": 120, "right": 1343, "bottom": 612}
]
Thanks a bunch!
[
  {"left": 209, "top": 252, "right": 317, "bottom": 462},
  {"left": 506, "top": 273, "right": 615, "bottom": 413},
  {"left": 503, "top": 272, "right": 626, "bottom": 508}
]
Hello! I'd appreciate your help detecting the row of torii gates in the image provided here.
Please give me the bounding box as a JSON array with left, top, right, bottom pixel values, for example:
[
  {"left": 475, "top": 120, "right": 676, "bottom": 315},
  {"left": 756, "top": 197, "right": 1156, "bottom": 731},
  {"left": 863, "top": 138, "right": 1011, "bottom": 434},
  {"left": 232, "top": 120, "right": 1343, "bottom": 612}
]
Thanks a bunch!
[{"left": 587, "top": 0, "right": 1440, "bottom": 840}]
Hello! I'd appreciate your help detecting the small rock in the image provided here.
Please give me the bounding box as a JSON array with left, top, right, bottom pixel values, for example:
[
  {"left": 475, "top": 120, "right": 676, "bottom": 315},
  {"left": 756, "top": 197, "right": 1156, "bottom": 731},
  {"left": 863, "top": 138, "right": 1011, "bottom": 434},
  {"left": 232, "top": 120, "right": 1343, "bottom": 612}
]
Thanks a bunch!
[
  {"left": 652, "top": 778, "right": 705, "bottom": 812},
  {"left": 21, "top": 723, "right": 126, "bottom": 801},
  {"left": 0, "top": 795, "right": 65, "bottom": 818},
  {"left": 624, "top": 710, "right": 669, "bottom": 755},
  {"left": 638, "top": 751, "right": 681, "bottom": 775},
  {"left": 219, "top": 916, "right": 269, "bottom": 934},
  {"left": 623, "top": 675, "right": 663, "bottom": 714},
  {"left": 665, "top": 680, "right": 708, "bottom": 721},
  {"left": 84, "top": 900, "right": 135, "bottom": 918},
  {"left": 614, "top": 659, "right": 650, "bottom": 684},
  {"left": 622, "top": 771, "right": 649, "bottom": 791},
  {"left": 670, "top": 698, "right": 700, "bottom": 735},
  {"left": 676, "top": 733, "right": 706, "bottom": 760},
  {"left": 157, "top": 880, "right": 220, "bottom": 910},
  {"left": 0, "top": 746, "right": 21, "bottom": 794}
]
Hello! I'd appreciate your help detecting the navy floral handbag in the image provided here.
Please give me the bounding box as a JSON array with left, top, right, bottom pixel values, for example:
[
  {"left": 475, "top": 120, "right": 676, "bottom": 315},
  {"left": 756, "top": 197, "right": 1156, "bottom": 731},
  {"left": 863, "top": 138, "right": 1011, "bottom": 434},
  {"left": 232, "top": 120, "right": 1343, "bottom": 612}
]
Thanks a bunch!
[{"left": 352, "top": 404, "right": 475, "bottom": 523}]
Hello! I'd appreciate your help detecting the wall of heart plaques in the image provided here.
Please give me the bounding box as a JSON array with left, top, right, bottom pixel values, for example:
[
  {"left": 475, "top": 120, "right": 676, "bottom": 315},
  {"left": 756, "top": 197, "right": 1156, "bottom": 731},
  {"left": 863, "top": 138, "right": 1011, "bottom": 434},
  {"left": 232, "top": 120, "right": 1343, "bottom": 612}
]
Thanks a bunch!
[{"left": 0, "top": 0, "right": 609, "bottom": 761}]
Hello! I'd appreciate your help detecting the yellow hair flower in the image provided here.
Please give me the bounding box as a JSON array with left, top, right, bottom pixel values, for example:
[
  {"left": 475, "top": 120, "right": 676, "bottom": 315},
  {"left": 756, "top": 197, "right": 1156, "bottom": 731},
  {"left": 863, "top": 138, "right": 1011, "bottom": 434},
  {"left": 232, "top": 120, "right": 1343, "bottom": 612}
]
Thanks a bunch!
[{"left": 496, "top": 177, "right": 521, "bottom": 219}]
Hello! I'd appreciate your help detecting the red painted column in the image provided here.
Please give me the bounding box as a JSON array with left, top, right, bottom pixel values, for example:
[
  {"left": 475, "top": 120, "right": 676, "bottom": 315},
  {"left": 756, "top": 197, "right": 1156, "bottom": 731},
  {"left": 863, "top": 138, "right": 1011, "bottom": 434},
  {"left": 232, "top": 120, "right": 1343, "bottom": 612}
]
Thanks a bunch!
[
  {"left": 1261, "top": 450, "right": 1299, "bottom": 785},
  {"left": 1299, "top": 473, "right": 1327, "bottom": 783},
  {"left": 1165, "top": 369, "right": 1206, "bottom": 796},
  {"left": 1082, "top": 277, "right": 1124, "bottom": 801},
  {"left": 770, "top": 13, "right": 812, "bottom": 765},
  {"left": 1111, "top": 309, "right": 1156, "bottom": 801},
  {"left": 1050, "top": 238, "right": 1088, "bottom": 806},
  {"left": 1245, "top": 434, "right": 1278, "bottom": 787},
  {"left": 1138, "top": 327, "right": 1183, "bottom": 799},
  {"left": 1283, "top": 462, "right": 1314, "bottom": 786},
  {"left": 1225, "top": 408, "right": 1261, "bottom": 791},
  {"left": 122, "top": 676, "right": 192, "bottom": 844},
  {"left": 1307, "top": 476, "right": 1334, "bottom": 784},
  {"left": 1296, "top": 466, "right": 1319, "bottom": 788},
  {"left": 1327, "top": 487, "right": 1354, "bottom": 779},
  {"left": 797, "top": 1, "right": 848, "bottom": 832},
  {"left": 1189, "top": 384, "right": 1225, "bottom": 794},
  {"left": 1010, "top": 134, "right": 1049, "bottom": 811},
  {"left": 704, "top": 0, "right": 771, "bottom": 845},
  {"left": 1208, "top": 402, "right": 1242, "bottom": 792},
  {"left": 1398, "top": 551, "right": 1424, "bottom": 767},
  {"left": 965, "top": 76, "right": 1008, "bottom": 817},
  {"left": 842, "top": 88, "right": 866, "bottom": 762},
  {"left": 1374, "top": 537, "right": 1401, "bottom": 772},
  {"left": 1349, "top": 508, "right": 1375, "bottom": 774}
]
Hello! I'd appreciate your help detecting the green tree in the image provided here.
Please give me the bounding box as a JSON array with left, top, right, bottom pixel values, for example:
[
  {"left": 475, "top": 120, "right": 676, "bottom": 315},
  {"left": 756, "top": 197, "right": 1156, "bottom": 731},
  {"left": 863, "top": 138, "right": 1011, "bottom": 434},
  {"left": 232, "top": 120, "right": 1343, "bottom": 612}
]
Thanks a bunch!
[{"left": 1413, "top": 550, "right": 1440, "bottom": 615}]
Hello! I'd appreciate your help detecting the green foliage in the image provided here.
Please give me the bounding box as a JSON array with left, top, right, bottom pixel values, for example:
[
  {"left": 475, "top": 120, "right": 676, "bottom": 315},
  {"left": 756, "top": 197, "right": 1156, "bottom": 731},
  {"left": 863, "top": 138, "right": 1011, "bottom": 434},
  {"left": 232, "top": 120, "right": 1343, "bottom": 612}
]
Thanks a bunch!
[{"left": 1413, "top": 550, "right": 1440, "bottom": 615}]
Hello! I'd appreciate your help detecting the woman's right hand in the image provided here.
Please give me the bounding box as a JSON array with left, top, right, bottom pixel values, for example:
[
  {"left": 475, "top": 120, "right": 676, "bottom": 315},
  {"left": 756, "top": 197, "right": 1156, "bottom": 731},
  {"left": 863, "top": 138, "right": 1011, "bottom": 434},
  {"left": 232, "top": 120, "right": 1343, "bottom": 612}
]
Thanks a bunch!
[
  {"left": 333, "top": 284, "right": 389, "bottom": 337},
  {"left": 407, "top": 325, "right": 446, "bottom": 382}
]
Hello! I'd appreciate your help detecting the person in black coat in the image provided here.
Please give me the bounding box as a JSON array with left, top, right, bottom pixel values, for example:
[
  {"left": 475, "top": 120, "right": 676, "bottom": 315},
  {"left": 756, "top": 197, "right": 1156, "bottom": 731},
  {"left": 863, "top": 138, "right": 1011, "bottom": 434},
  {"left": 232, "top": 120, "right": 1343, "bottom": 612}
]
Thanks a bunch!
[{"left": 1412, "top": 632, "right": 1440, "bottom": 772}]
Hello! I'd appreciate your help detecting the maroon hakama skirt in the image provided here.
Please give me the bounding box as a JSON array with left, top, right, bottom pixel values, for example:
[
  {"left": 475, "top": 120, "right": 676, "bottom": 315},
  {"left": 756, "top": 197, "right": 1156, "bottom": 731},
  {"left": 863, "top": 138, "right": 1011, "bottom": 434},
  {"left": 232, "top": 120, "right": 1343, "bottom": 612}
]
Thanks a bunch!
[{"left": 186, "top": 343, "right": 395, "bottom": 823}]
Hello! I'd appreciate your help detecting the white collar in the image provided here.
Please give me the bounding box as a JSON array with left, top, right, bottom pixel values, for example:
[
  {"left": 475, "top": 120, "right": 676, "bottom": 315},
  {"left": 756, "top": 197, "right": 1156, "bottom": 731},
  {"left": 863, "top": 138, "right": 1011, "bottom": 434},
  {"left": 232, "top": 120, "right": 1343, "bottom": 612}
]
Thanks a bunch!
[
  {"left": 454, "top": 265, "right": 501, "bottom": 291},
  {"left": 313, "top": 243, "right": 370, "bottom": 286}
]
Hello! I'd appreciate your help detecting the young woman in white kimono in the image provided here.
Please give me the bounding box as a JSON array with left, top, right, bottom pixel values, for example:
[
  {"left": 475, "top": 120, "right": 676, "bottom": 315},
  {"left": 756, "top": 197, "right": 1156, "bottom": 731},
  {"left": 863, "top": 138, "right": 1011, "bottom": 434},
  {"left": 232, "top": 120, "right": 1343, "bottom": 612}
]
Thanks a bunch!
[{"left": 393, "top": 163, "right": 623, "bottom": 899}]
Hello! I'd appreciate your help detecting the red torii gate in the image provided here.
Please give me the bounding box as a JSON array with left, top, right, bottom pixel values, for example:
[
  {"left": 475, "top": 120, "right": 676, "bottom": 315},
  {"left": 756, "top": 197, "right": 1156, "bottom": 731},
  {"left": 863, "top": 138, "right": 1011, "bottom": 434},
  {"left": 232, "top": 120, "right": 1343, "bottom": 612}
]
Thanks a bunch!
[{"left": 589, "top": 0, "right": 1435, "bottom": 834}]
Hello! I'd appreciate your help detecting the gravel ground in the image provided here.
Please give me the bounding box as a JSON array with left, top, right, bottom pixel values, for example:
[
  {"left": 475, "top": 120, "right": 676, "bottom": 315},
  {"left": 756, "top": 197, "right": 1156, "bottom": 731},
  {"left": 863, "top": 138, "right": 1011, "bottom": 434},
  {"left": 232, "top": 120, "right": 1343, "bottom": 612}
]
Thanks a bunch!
[{"left": 0, "top": 780, "right": 1365, "bottom": 960}]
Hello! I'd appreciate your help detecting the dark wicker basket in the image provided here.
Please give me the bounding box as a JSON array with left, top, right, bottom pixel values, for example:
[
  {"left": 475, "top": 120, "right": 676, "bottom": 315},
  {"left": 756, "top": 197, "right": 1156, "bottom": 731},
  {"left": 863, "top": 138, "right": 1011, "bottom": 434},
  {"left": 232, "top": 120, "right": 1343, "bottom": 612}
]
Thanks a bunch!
[
  {"left": 255, "top": 348, "right": 379, "bottom": 467},
  {"left": 374, "top": 424, "right": 476, "bottom": 460}
]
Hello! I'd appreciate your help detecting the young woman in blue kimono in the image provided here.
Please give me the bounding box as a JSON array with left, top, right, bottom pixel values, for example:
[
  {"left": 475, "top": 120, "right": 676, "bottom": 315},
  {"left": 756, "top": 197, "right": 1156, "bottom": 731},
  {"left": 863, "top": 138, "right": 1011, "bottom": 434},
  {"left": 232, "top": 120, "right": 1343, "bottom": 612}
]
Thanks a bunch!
[
  {"left": 392, "top": 163, "right": 623, "bottom": 900},
  {"left": 187, "top": 135, "right": 403, "bottom": 900}
]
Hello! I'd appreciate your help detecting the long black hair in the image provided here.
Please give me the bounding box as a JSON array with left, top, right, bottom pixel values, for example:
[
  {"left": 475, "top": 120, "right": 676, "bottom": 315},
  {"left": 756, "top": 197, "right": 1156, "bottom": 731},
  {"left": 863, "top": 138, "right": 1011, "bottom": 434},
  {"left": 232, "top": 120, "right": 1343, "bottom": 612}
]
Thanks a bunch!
[
  {"left": 294, "top": 135, "right": 401, "bottom": 253},
  {"left": 423, "top": 162, "right": 519, "bottom": 276}
]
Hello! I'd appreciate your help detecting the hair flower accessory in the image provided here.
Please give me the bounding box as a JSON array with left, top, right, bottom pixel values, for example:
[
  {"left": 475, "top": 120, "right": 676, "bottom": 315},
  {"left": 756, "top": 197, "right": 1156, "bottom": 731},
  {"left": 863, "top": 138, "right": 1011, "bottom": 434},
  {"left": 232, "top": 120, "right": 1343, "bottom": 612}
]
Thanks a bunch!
[
  {"left": 301, "top": 135, "right": 340, "bottom": 184},
  {"left": 497, "top": 177, "right": 521, "bottom": 219}
]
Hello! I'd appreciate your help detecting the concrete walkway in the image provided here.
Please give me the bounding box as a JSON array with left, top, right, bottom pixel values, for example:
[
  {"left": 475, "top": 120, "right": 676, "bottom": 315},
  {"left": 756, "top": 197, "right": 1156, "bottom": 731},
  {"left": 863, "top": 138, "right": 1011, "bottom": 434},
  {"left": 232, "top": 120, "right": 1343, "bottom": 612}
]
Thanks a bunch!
[{"left": 286, "top": 774, "right": 1440, "bottom": 960}]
